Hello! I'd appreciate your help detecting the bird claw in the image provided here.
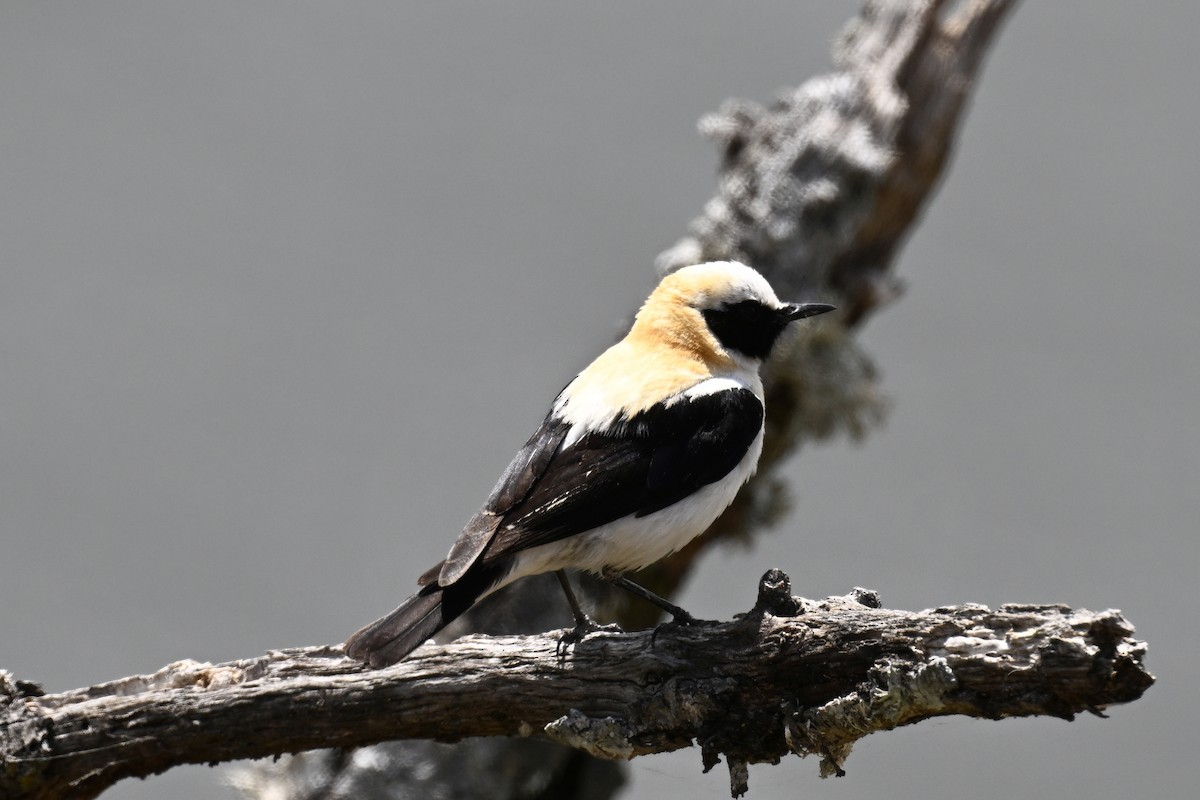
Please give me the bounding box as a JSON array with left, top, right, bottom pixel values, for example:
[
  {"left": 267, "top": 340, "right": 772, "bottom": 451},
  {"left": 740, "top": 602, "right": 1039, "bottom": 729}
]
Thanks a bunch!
[{"left": 556, "top": 616, "right": 623, "bottom": 658}]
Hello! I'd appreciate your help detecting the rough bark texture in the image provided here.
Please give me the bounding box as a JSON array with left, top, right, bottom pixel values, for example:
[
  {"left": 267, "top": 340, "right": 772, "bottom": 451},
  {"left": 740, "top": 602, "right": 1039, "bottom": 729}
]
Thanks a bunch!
[
  {"left": 0, "top": 573, "right": 1152, "bottom": 800},
  {"left": 272, "top": 2, "right": 1024, "bottom": 795},
  {"left": 2, "top": 1, "right": 1042, "bottom": 798}
]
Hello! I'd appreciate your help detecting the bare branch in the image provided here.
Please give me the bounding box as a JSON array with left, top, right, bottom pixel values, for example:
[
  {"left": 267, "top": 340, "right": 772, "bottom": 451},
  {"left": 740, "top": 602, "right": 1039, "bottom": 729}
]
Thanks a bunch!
[
  {"left": 1, "top": 573, "right": 1152, "bottom": 800},
  {"left": 3, "top": 3, "right": 1043, "bottom": 799},
  {"left": 238, "top": 6, "right": 1027, "bottom": 796}
]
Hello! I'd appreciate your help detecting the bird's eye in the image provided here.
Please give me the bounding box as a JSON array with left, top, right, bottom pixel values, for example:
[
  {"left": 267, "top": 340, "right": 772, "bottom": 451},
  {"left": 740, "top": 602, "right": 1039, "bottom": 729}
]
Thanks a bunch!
[{"left": 702, "top": 299, "right": 791, "bottom": 360}]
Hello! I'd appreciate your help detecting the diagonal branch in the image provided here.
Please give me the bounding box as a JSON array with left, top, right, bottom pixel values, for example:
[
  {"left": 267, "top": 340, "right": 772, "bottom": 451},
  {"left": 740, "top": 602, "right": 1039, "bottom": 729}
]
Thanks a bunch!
[
  {"left": 640, "top": 0, "right": 1021, "bottom": 619},
  {"left": 1, "top": 572, "right": 1152, "bottom": 800}
]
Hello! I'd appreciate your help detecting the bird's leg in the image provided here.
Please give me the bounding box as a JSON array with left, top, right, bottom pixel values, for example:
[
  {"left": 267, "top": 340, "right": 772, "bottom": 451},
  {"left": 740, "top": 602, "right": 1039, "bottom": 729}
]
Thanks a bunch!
[
  {"left": 555, "top": 569, "right": 591, "bottom": 627},
  {"left": 555, "top": 570, "right": 621, "bottom": 656},
  {"left": 604, "top": 572, "right": 698, "bottom": 625}
]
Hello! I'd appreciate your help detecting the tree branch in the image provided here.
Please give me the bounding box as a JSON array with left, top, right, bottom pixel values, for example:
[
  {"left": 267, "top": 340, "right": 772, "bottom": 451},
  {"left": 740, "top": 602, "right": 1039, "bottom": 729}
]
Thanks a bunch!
[
  {"left": 640, "top": 0, "right": 1020, "bottom": 618},
  {"left": 4, "top": 2, "right": 1061, "bottom": 799},
  {"left": 238, "top": 4, "right": 1028, "bottom": 795},
  {"left": 1, "top": 572, "right": 1152, "bottom": 799}
]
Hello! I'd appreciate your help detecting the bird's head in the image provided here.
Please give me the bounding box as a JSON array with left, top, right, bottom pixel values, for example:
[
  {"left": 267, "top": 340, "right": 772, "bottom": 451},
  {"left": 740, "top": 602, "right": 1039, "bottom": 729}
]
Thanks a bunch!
[{"left": 633, "top": 261, "right": 835, "bottom": 365}]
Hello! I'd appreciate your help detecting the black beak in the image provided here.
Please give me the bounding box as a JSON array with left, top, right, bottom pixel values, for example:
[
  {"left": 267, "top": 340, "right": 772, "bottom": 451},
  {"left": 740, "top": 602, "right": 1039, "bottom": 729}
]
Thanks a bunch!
[{"left": 782, "top": 302, "right": 836, "bottom": 321}]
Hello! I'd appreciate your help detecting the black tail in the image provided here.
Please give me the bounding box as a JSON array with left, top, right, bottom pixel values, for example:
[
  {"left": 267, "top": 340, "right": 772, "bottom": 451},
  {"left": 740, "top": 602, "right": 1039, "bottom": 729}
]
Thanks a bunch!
[{"left": 344, "top": 567, "right": 497, "bottom": 668}]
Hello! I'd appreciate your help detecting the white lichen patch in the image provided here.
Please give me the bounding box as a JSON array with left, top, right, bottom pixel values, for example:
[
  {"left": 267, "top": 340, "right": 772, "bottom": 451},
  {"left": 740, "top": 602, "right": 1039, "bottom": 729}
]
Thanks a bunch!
[
  {"left": 794, "top": 656, "right": 958, "bottom": 773},
  {"left": 933, "top": 634, "right": 1011, "bottom": 660},
  {"left": 544, "top": 709, "right": 635, "bottom": 760}
]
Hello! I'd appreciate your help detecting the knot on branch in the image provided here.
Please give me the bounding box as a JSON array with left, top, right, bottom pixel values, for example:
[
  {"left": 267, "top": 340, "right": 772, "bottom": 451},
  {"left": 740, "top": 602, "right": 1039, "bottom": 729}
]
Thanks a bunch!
[
  {"left": 0, "top": 671, "right": 44, "bottom": 707},
  {"left": 752, "top": 569, "right": 803, "bottom": 617}
]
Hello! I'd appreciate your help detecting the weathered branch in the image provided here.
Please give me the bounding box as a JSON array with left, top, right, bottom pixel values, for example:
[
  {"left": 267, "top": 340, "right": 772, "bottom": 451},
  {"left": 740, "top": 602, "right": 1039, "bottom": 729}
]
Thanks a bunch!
[
  {"left": 4, "top": 2, "right": 1048, "bottom": 799},
  {"left": 240, "top": 2, "right": 1026, "bottom": 794},
  {"left": 1, "top": 573, "right": 1152, "bottom": 799}
]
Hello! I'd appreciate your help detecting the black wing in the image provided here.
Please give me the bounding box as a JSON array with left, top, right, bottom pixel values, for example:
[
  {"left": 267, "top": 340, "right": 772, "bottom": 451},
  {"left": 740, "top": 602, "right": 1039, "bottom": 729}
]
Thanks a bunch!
[
  {"left": 435, "top": 412, "right": 571, "bottom": 585},
  {"left": 481, "top": 387, "right": 763, "bottom": 559}
]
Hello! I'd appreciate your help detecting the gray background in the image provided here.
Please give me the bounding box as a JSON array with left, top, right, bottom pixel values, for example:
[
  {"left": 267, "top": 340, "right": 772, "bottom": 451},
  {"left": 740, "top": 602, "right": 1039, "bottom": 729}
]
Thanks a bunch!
[{"left": 2, "top": 2, "right": 1195, "bottom": 798}]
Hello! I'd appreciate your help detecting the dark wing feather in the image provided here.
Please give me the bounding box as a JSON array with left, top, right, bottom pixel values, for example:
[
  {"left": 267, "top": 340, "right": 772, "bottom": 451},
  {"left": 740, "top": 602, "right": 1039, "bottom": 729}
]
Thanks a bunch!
[
  {"left": 483, "top": 387, "right": 763, "bottom": 559},
  {"left": 437, "top": 412, "right": 571, "bottom": 585}
]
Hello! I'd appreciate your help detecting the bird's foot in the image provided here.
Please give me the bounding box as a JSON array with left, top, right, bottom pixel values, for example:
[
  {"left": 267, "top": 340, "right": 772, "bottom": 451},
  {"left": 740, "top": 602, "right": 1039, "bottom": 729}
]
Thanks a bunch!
[
  {"left": 556, "top": 615, "right": 623, "bottom": 658},
  {"left": 668, "top": 608, "right": 698, "bottom": 626}
]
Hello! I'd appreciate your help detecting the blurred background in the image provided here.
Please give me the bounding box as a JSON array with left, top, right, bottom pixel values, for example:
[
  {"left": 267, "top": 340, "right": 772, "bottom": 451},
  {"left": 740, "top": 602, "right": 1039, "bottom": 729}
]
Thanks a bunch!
[{"left": 2, "top": 2, "right": 1195, "bottom": 798}]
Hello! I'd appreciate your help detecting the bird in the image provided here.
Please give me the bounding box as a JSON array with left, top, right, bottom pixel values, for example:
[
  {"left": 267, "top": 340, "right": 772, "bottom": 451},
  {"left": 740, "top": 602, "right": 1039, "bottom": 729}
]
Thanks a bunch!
[{"left": 345, "top": 261, "right": 834, "bottom": 667}]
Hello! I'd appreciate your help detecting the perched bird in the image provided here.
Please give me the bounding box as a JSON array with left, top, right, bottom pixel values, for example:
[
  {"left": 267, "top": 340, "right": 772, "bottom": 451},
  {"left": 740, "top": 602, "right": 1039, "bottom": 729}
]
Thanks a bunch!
[{"left": 345, "top": 261, "right": 833, "bottom": 667}]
